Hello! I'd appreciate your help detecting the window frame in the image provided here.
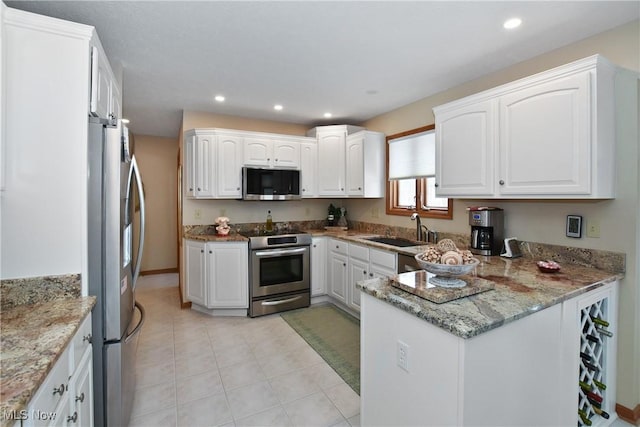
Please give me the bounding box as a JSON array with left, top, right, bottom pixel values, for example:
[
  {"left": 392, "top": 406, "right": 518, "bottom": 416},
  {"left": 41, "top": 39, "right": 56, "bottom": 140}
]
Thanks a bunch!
[{"left": 385, "top": 124, "right": 453, "bottom": 219}]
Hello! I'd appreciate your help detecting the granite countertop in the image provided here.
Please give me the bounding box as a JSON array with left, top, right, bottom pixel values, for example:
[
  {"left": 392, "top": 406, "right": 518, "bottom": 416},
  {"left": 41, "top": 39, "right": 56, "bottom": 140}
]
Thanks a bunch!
[
  {"left": 183, "top": 225, "right": 249, "bottom": 242},
  {"left": 357, "top": 256, "right": 622, "bottom": 339},
  {"left": 0, "top": 276, "right": 94, "bottom": 427}
]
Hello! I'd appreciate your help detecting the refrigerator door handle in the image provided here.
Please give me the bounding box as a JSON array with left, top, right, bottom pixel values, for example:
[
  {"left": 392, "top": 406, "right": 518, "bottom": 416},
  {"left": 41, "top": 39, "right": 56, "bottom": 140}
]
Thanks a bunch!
[
  {"left": 125, "top": 301, "right": 145, "bottom": 344},
  {"left": 130, "top": 155, "right": 146, "bottom": 288}
]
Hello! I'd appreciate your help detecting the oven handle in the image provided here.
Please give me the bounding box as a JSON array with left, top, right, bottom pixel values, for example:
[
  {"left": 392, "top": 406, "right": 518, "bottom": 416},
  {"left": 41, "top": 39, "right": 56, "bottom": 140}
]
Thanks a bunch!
[
  {"left": 254, "top": 247, "right": 308, "bottom": 258},
  {"left": 261, "top": 295, "right": 303, "bottom": 306}
]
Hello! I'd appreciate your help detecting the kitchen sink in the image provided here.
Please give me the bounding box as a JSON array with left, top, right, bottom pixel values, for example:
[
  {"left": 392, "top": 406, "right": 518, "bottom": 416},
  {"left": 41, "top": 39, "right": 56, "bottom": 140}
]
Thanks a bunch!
[{"left": 364, "top": 236, "right": 422, "bottom": 247}]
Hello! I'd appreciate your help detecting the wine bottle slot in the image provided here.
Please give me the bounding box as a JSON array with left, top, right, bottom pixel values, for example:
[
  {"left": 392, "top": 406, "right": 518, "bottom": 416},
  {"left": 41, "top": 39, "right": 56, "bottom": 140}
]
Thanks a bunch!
[
  {"left": 580, "top": 352, "right": 592, "bottom": 361},
  {"left": 590, "top": 316, "right": 610, "bottom": 327},
  {"left": 579, "top": 381, "right": 593, "bottom": 391},
  {"left": 587, "top": 397, "right": 601, "bottom": 408},
  {"left": 596, "top": 327, "right": 613, "bottom": 337},
  {"left": 578, "top": 409, "right": 593, "bottom": 426},
  {"left": 587, "top": 391, "right": 603, "bottom": 403},
  {"left": 585, "top": 334, "right": 600, "bottom": 343},
  {"left": 593, "top": 380, "right": 607, "bottom": 390},
  {"left": 583, "top": 361, "right": 599, "bottom": 372},
  {"left": 592, "top": 406, "right": 610, "bottom": 419}
]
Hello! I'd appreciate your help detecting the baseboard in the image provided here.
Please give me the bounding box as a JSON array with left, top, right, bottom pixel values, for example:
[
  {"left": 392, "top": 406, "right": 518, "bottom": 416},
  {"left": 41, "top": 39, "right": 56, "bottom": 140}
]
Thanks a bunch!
[
  {"left": 140, "top": 268, "right": 178, "bottom": 276},
  {"left": 178, "top": 286, "right": 192, "bottom": 309},
  {"left": 616, "top": 403, "right": 640, "bottom": 425}
]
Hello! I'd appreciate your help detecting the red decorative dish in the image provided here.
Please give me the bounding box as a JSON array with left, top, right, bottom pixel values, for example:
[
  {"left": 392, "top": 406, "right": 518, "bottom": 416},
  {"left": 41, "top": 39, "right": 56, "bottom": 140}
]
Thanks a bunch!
[{"left": 537, "top": 260, "right": 561, "bottom": 273}]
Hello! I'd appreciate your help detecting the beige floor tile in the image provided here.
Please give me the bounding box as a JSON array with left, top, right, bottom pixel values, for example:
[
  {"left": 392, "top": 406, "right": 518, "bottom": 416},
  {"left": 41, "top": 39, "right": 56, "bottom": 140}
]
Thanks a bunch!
[
  {"left": 176, "top": 369, "right": 225, "bottom": 405},
  {"left": 268, "top": 369, "right": 321, "bottom": 404},
  {"left": 214, "top": 341, "right": 255, "bottom": 368},
  {"left": 283, "top": 392, "right": 345, "bottom": 427},
  {"left": 257, "top": 351, "right": 300, "bottom": 379},
  {"left": 131, "top": 381, "right": 176, "bottom": 418},
  {"left": 219, "top": 358, "right": 266, "bottom": 391},
  {"left": 136, "top": 358, "right": 175, "bottom": 389},
  {"left": 176, "top": 393, "right": 233, "bottom": 427},
  {"left": 324, "top": 383, "right": 360, "bottom": 419},
  {"left": 234, "top": 406, "right": 292, "bottom": 427},
  {"left": 226, "top": 380, "right": 280, "bottom": 420},
  {"left": 137, "top": 342, "right": 174, "bottom": 366},
  {"left": 347, "top": 414, "right": 360, "bottom": 427},
  {"left": 174, "top": 338, "right": 214, "bottom": 360},
  {"left": 128, "top": 406, "right": 177, "bottom": 427},
  {"left": 306, "top": 363, "right": 345, "bottom": 391},
  {"left": 289, "top": 345, "right": 326, "bottom": 369},
  {"left": 174, "top": 352, "right": 217, "bottom": 378}
]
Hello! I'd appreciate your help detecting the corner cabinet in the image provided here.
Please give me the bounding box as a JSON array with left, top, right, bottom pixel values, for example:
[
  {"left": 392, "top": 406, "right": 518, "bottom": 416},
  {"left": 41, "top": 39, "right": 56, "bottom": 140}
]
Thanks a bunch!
[
  {"left": 434, "top": 55, "right": 617, "bottom": 199},
  {"left": 184, "top": 239, "right": 248, "bottom": 313}
]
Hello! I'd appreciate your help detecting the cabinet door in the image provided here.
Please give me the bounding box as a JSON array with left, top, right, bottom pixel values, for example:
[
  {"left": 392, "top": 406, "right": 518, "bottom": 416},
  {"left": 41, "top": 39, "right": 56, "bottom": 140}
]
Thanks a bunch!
[
  {"left": 185, "top": 240, "right": 206, "bottom": 306},
  {"left": 348, "top": 257, "right": 368, "bottom": 312},
  {"left": 273, "top": 140, "right": 300, "bottom": 168},
  {"left": 109, "top": 80, "right": 121, "bottom": 120},
  {"left": 311, "top": 237, "right": 326, "bottom": 296},
  {"left": 435, "top": 100, "right": 496, "bottom": 197},
  {"left": 184, "top": 135, "right": 195, "bottom": 198},
  {"left": 300, "top": 142, "right": 317, "bottom": 198},
  {"left": 207, "top": 242, "right": 248, "bottom": 308},
  {"left": 329, "top": 252, "right": 348, "bottom": 304},
  {"left": 243, "top": 137, "right": 272, "bottom": 167},
  {"left": 499, "top": 72, "right": 591, "bottom": 195},
  {"left": 194, "top": 135, "right": 215, "bottom": 198},
  {"left": 89, "top": 46, "right": 111, "bottom": 119},
  {"left": 346, "top": 134, "right": 364, "bottom": 196},
  {"left": 70, "top": 350, "right": 94, "bottom": 427},
  {"left": 317, "top": 131, "right": 346, "bottom": 196},
  {"left": 217, "top": 135, "right": 243, "bottom": 198}
]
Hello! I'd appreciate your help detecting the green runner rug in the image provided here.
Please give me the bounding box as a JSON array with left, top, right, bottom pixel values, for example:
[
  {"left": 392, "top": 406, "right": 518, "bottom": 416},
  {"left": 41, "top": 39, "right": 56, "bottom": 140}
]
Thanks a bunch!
[{"left": 281, "top": 304, "right": 360, "bottom": 395}]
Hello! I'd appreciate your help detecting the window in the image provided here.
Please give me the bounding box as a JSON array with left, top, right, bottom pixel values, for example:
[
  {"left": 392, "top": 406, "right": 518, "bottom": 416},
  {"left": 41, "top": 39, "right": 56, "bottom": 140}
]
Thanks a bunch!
[{"left": 386, "top": 125, "right": 452, "bottom": 219}]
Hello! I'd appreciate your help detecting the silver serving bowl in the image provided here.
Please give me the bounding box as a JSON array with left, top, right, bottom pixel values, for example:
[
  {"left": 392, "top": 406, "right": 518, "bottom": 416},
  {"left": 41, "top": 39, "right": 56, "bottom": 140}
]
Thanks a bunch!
[{"left": 414, "top": 254, "right": 480, "bottom": 288}]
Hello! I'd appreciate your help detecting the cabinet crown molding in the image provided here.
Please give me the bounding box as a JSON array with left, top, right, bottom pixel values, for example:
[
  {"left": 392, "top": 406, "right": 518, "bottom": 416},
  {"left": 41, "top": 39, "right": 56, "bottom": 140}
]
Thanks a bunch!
[
  {"left": 4, "top": 6, "right": 95, "bottom": 40},
  {"left": 184, "top": 127, "right": 315, "bottom": 142}
]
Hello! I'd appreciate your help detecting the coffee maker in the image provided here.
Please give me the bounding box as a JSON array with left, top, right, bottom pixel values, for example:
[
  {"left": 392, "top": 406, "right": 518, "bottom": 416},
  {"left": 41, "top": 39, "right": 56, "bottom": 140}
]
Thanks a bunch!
[{"left": 469, "top": 207, "right": 504, "bottom": 256}]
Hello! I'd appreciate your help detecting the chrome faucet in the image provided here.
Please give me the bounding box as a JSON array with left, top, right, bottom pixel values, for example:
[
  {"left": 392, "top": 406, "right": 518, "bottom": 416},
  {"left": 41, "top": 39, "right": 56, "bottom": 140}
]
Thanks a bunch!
[{"left": 410, "top": 213, "right": 437, "bottom": 243}]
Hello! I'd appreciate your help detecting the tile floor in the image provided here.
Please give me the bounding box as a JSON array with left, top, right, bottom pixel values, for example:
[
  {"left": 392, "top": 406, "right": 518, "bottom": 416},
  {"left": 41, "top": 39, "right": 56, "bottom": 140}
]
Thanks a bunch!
[{"left": 129, "top": 275, "right": 360, "bottom": 427}]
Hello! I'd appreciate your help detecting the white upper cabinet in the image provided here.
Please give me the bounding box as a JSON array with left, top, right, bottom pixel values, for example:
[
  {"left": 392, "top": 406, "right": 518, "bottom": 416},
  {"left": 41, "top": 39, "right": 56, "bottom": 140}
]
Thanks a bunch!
[
  {"left": 89, "top": 43, "right": 121, "bottom": 120},
  {"left": 317, "top": 129, "right": 347, "bottom": 196},
  {"left": 300, "top": 141, "right": 318, "bottom": 198},
  {"left": 243, "top": 136, "right": 300, "bottom": 168},
  {"left": 346, "top": 131, "right": 385, "bottom": 198},
  {"left": 217, "top": 134, "right": 243, "bottom": 198},
  {"left": 434, "top": 55, "right": 617, "bottom": 199},
  {"left": 194, "top": 134, "right": 215, "bottom": 198}
]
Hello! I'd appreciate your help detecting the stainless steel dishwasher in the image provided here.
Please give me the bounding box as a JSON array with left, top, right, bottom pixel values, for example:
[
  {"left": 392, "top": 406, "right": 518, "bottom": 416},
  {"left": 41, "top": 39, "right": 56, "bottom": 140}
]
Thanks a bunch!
[{"left": 397, "top": 254, "right": 422, "bottom": 273}]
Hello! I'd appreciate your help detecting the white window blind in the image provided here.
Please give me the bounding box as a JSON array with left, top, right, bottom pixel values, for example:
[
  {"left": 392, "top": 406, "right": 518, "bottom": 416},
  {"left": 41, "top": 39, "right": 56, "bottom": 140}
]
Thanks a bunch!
[{"left": 388, "top": 130, "right": 435, "bottom": 180}]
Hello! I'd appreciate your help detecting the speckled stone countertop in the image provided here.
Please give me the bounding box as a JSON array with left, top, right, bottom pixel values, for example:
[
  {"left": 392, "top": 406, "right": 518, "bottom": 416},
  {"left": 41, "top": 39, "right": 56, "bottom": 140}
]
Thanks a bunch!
[
  {"left": 357, "top": 256, "right": 622, "bottom": 339},
  {"left": 184, "top": 225, "right": 249, "bottom": 242},
  {"left": 0, "top": 275, "right": 95, "bottom": 427}
]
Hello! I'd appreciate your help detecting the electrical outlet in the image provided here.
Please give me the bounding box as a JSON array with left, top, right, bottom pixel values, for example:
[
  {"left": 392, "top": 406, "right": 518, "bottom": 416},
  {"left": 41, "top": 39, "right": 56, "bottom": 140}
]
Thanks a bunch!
[
  {"left": 194, "top": 209, "right": 202, "bottom": 220},
  {"left": 397, "top": 341, "right": 409, "bottom": 372},
  {"left": 587, "top": 220, "right": 601, "bottom": 238}
]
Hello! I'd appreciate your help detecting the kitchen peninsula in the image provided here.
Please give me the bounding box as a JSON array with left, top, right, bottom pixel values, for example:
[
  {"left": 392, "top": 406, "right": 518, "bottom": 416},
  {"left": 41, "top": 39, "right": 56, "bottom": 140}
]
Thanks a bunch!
[{"left": 358, "top": 254, "right": 623, "bottom": 426}]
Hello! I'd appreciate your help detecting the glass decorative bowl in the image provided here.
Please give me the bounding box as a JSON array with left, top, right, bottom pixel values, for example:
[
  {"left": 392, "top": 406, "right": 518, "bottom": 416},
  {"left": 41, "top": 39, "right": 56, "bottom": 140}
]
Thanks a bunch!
[{"left": 414, "top": 254, "right": 480, "bottom": 288}]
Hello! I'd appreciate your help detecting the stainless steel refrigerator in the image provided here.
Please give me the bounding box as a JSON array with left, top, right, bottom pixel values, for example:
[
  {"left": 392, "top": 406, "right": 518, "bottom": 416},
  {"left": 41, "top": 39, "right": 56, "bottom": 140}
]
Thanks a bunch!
[{"left": 87, "top": 117, "right": 146, "bottom": 427}]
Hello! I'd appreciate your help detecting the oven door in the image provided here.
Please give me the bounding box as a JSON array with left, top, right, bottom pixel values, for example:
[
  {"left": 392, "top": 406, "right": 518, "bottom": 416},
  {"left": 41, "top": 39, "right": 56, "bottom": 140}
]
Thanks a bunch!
[{"left": 251, "top": 246, "right": 310, "bottom": 298}]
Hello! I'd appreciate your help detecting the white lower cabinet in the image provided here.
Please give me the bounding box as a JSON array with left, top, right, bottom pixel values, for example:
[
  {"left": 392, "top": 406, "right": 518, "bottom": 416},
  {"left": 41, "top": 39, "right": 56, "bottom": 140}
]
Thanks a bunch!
[
  {"left": 24, "top": 314, "right": 93, "bottom": 427},
  {"left": 311, "top": 237, "right": 326, "bottom": 296},
  {"left": 184, "top": 239, "right": 248, "bottom": 311},
  {"left": 347, "top": 244, "right": 396, "bottom": 313},
  {"left": 361, "top": 281, "right": 619, "bottom": 426},
  {"left": 328, "top": 239, "right": 349, "bottom": 304}
]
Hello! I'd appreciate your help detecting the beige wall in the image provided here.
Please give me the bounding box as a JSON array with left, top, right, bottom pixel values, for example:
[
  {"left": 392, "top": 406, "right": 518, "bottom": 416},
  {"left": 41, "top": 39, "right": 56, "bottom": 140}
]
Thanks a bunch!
[
  {"left": 135, "top": 134, "right": 179, "bottom": 272},
  {"left": 352, "top": 19, "right": 640, "bottom": 413}
]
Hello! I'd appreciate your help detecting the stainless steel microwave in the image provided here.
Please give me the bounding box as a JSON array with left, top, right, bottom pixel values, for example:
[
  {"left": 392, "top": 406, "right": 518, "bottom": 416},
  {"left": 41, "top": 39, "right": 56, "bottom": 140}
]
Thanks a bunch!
[{"left": 242, "top": 167, "right": 301, "bottom": 200}]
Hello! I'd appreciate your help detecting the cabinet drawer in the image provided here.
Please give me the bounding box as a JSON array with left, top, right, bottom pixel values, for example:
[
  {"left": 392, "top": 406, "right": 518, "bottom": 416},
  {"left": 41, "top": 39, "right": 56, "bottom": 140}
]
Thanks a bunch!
[
  {"left": 370, "top": 248, "right": 397, "bottom": 270},
  {"left": 27, "top": 347, "right": 70, "bottom": 418},
  {"left": 330, "top": 239, "right": 348, "bottom": 256},
  {"left": 71, "top": 314, "right": 92, "bottom": 372},
  {"left": 348, "top": 243, "right": 369, "bottom": 262}
]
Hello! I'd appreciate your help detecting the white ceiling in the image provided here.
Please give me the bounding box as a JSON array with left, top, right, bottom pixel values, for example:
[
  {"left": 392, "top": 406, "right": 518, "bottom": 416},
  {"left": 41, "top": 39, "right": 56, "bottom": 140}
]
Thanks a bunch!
[{"left": 5, "top": 1, "right": 640, "bottom": 138}]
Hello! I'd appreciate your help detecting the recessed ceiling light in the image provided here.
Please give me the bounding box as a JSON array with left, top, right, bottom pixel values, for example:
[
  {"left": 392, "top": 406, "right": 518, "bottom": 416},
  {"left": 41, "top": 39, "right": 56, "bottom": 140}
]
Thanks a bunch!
[
  {"left": 274, "top": 104, "right": 283, "bottom": 111},
  {"left": 121, "top": 118, "right": 130, "bottom": 124},
  {"left": 323, "top": 112, "right": 332, "bottom": 118},
  {"left": 214, "top": 95, "right": 225, "bottom": 102},
  {"left": 503, "top": 18, "right": 522, "bottom": 30}
]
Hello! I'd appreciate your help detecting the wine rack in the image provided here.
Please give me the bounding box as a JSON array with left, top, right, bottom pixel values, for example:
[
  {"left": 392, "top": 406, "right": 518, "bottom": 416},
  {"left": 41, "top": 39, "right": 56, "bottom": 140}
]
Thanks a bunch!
[{"left": 578, "top": 296, "right": 612, "bottom": 426}]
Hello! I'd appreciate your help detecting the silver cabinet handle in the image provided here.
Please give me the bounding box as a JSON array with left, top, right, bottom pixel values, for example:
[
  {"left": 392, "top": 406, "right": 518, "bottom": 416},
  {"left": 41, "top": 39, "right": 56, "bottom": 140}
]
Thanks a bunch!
[
  {"left": 343, "top": 263, "right": 346, "bottom": 267},
  {"left": 434, "top": 183, "right": 439, "bottom": 187},
  {"left": 363, "top": 270, "right": 367, "bottom": 275},
  {"left": 499, "top": 180, "right": 505, "bottom": 185},
  {"left": 369, "top": 273, "right": 374, "bottom": 277},
  {"left": 76, "top": 392, "right": 85, "bottom": 403},
  {"left": 83, "top": 334, "right": 92, "bottom": 344},
  {"left": 67, "top": 412, "right": 78, "bottom": 423},
  {"left": 53, "top": 383, "right": 65, "bottom": 396},
  {"left": 197, "top": 187, "right": 201, "bottom": 191},
  {"left": 255, "top": 247, "right": 307, "bottom": 257}
]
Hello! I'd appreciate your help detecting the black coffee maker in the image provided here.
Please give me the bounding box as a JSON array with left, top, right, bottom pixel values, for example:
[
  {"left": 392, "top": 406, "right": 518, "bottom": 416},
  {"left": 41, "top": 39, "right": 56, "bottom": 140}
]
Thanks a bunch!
[{"left": 469, "top": 207, "right": 504, "bottom": 256}]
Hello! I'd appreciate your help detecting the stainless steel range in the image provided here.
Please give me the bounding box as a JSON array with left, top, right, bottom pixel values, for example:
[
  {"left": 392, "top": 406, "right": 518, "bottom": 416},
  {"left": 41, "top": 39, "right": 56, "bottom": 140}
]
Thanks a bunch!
[{"left": 244, "top": 229, "right": 312, "bottom": 317}]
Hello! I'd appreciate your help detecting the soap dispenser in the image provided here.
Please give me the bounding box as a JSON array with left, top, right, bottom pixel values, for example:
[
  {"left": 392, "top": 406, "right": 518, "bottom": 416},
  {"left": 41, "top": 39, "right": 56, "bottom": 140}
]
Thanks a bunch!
[{"left": 265, "top": 210, "right": 273, "bottom": 232}]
